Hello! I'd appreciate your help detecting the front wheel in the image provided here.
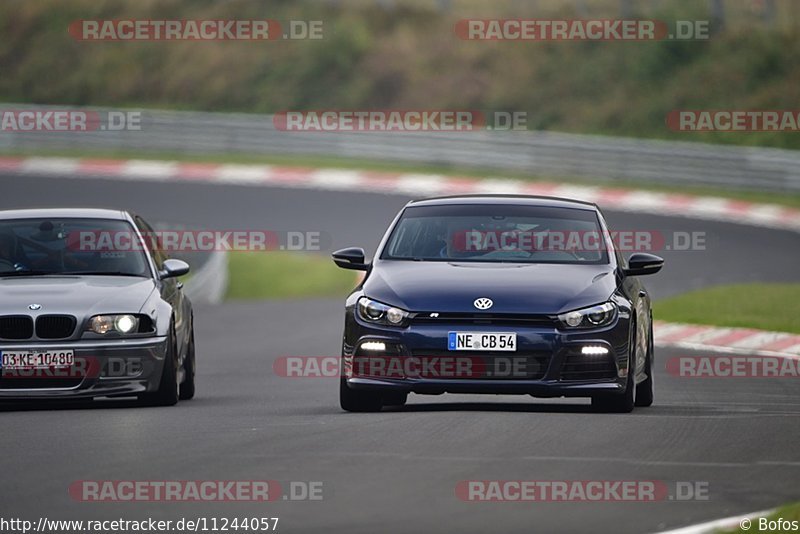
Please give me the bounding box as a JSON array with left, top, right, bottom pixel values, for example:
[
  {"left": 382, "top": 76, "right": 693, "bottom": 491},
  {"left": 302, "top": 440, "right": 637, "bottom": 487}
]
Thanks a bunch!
[
  {"left": 592, "top": 322, "right": 637, "bottom": 414},
  {"left": 635, "top": 321, "right": 654, "bottom": 407},
  {"left": 339, "top": 378, "right": 383, "bottom": 412},
  {"left": 179, "top": 327, "right": 196, "bottom": 401},
  {"left": 591, "top": 374, "right": 634, "bottom": 413},
  {"left": 140, "top": 326, "right": 179, "bottom": 407}
]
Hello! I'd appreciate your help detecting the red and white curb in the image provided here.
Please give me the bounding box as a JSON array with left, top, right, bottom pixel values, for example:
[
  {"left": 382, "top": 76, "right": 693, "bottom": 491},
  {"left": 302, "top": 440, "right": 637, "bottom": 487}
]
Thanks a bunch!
[
  {"left": 655, "top": 321, "right": 800, "bottom": 357},
  {"left": 2, "top": 156, "right": 800, "bottom": 233}
]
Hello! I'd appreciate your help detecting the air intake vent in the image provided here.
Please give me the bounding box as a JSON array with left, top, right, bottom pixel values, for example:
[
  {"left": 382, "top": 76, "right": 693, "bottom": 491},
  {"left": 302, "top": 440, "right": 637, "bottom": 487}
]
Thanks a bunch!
[{"left": 560, "top": 352, "right": 617, "bottom": 381}]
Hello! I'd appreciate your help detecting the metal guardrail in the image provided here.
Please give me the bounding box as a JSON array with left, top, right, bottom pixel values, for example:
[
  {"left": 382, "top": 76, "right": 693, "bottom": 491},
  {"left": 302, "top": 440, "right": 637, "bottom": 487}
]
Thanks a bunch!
[
  {"left": 183, "top": 251, "right": 227, "bottom": 306},
  {"left": 2, "top": 104, "right": 800, "bottom": 192}
]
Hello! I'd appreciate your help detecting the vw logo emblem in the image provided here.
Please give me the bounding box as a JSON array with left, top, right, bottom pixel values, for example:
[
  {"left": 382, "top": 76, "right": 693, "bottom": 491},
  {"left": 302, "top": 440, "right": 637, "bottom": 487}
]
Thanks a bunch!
[
  {"left": 28, "top": 304, "right": 42, "bottom": 311},
  {"left": 473, "top": 298, "right": 493, "bottom": 310}
]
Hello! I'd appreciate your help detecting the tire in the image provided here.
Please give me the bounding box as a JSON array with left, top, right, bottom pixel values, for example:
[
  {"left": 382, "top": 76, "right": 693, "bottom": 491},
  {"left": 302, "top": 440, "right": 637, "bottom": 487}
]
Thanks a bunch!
[
  {"left": 592, "top": 370, "right": 634, "bottom": 413},
  {"left": 339, "top": 377, "right": 383, "bottom": 412},
  {"left": 382, "top": 392, "right": 408, "bottom": 407},
  {"left": 140, "top": 326, "right": 179, "bottom": 407},
  {"left": 592, "top": 321, "right": 636, "bottom": 414},
  {"left": 635, "top": 320, "right": 654, "bottom": 407},
  {"left": 179, "top": 326, "right": 196, "bottom": 401}
]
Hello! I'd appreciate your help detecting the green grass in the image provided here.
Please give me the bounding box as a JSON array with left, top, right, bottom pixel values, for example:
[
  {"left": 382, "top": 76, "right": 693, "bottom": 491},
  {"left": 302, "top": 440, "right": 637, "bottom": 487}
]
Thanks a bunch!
[
  {"left": 717, "top": 502, "right": 800, "bottom": 533},
  {"left": 4, "top": 147, "right": 800, "bottom": 210},
  {"left": 655, "top": 283, "right": 800, "bottom": 334},
  {"left": 225, "top": 251, "right": 358, "bottom": 300}
]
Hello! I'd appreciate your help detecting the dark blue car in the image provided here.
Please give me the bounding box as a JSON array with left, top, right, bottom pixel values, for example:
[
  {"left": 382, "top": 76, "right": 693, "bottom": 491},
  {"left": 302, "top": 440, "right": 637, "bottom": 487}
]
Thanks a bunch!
[{"left": 332, "top": 195, "right": 663, "bottom": 413}]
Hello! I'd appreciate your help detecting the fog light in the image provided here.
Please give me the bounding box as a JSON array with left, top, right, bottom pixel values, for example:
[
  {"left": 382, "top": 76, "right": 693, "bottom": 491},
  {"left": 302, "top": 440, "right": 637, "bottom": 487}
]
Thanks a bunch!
[
  {"left": 581, "top": 346, "right": 609, "bottom": 355},
  {"left": 360, "top": 341, "right": 386, "bottom": 351}
]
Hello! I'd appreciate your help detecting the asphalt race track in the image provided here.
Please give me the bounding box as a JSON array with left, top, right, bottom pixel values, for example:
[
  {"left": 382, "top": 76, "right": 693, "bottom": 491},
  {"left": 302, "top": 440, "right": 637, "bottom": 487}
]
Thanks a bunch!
[{"left": 1, "top": 173, "right": 799, "bottom": 533}]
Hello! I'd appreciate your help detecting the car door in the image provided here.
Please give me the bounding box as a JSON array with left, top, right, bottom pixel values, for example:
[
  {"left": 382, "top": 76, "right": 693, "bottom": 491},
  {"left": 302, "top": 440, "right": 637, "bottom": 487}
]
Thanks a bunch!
[
  {"left": 134, "top": 216, "right": 189, "bottom": 359},
  {"left": 598, "top": 210, "right": 650, "bottom": 377}
]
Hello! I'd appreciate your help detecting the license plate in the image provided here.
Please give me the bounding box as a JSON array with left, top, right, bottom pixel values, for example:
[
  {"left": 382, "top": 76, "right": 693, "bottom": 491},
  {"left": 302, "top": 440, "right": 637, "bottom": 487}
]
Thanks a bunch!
[
  {"left": 448, "top": 332, "right": 516, "bottom": 351},
  {"left": 0, "top": 350, "right": 75, "bottom": 369}
]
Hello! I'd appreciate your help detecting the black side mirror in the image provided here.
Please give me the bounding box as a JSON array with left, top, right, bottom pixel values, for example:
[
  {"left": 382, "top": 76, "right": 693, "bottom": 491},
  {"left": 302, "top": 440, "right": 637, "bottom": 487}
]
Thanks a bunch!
[
  {"left": 160, "top": 259, "right": 191, "bottom": 279},
  {"left": 624, "top": 253, "right": 664, "bottom": 277},
  {"left": 332, "top": 247, "right": 369, "bottom": 271}
]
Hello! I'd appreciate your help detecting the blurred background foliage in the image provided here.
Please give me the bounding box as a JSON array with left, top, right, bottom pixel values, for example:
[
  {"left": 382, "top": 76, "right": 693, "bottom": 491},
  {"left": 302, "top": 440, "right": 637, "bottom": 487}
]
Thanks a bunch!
[{"left": 1, "top": 0, "right": 799, "bottom": 148}]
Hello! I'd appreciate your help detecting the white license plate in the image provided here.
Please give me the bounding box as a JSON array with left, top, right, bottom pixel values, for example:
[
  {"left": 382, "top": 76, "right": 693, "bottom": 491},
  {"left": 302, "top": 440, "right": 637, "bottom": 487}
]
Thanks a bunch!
[
  {"left": 0, "top": 350, "right": 75, "bottom": 369},
  {"left": 448, "top": 332, "right": 516, "bottom": 351}
]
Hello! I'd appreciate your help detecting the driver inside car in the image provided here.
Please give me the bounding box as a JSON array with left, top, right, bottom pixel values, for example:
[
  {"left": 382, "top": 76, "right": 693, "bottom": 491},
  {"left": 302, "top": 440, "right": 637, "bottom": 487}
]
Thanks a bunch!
[
  {"left": 0, "top": 223, "right": 89, "bottom": 273},
  {"left": 0, "top": 232, "right": 26, "bottom": 272}
]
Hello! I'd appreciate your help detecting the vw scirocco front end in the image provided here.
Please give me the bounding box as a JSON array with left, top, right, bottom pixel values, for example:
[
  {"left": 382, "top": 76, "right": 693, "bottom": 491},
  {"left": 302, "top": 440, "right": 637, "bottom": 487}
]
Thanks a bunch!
[{"left": 333, "top": 196, "right": 664, "bottom": 413}]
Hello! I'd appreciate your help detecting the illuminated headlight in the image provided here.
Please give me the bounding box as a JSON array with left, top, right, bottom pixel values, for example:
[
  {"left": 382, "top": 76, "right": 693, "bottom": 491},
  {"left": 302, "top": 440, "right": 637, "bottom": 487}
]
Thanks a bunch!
[
  {"left": 360, "top": 341, "right": 387, "bottom": 351},
  {"left": 357, "top": 297, "right": 409, "bottom": 327},
  {"left": 558, "top": 302, "right": 617, "bottom": 329},
  {"left": 89, "top": 314, "right": 140, "bottom": 335}
]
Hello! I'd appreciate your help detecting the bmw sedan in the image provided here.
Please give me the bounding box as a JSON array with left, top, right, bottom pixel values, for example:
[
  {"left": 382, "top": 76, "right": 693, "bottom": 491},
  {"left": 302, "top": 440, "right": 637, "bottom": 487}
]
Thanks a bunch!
[
  {"left": 332, "top": 195, "right": 663, "bottom": 413},
  {"left": 0, "top": 208, "right": 195, "bottom": 406}
]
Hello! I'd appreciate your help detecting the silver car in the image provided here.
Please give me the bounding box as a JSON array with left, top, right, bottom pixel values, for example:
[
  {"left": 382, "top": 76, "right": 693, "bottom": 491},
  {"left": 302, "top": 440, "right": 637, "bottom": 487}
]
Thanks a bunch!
[{"left": 0, "top": 208, "right": 195, "bottom": 406}]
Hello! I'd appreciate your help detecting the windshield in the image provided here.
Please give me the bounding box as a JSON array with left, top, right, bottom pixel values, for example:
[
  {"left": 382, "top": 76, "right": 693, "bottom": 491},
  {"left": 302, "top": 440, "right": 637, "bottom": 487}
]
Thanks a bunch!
[
  {"left": 381, "top": 204, "right": 609, "bottom": 264},
  {"left": 0, "top": 218, "right": 151, "bottom": 277}
]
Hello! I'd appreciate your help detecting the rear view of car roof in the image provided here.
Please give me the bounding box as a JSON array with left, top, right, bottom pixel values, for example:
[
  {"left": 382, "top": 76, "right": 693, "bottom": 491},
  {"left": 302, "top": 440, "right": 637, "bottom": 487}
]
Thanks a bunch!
[
  {"left": 408, "top": 194, "right": 598, "bottom": 211},
  {"left": 0, "top": 208, "right": 128, "bottom": 221}
]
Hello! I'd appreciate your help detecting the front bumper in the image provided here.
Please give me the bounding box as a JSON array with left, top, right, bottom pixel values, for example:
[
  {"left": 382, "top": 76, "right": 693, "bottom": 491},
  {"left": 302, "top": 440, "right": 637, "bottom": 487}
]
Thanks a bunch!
[
  {"left": 0, "top": 336, "right": 168, "bottom": 399},
  {"left": 343, "top": 316, "right": 632, "bottom": 398}
]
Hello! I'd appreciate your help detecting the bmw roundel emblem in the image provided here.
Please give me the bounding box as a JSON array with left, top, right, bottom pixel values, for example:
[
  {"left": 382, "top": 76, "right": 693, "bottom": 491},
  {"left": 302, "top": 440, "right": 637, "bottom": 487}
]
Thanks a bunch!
[
  {"left": 473, "top": 298, "right": 493, "bottom": 310},
  {"left": 28, "top": 304, "right": 42, "bottom": 311}
]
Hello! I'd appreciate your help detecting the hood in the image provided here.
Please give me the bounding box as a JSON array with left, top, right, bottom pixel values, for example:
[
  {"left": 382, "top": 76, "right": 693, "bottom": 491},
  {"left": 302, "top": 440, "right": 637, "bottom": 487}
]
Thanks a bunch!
[
  {"left": 0, "top": 276, "right": 157, "bottom": 317},
  {"left": 364, "top": 261, "right": 617, "bottom": 314}
]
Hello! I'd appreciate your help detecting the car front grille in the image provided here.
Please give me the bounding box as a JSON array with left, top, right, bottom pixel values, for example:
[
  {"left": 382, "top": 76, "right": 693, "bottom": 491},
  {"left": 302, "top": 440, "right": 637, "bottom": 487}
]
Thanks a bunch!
[
  {"left": 559, "top": 352, "right": 617, "bottom": 381},
  {"left": 35, "top": 315, "right": 77, "bottom": 340},
  {"left": 0, "top": 315, "right": 77, "bottom": 340},
  {"left": 408, "top": 350, "right": 551, "bottom": 380},
  {"left": 0, "top": 316, "right": 35, "bottom": 340},
  {"left": 411, "top": 313, "right": 555, "bottom": 327}
]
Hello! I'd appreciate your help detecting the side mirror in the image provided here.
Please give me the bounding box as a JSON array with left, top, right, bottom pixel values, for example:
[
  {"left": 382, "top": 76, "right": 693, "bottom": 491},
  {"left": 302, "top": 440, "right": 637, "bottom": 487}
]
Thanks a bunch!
[
  {"left": 332, "top": 247, "right": 369, "bottom": 271},
  {"left": 624, "top": 253, "right": 664, "bottom": 277},
  {"left": 160, "top": 259, "right": 191, "bottom": 279}
]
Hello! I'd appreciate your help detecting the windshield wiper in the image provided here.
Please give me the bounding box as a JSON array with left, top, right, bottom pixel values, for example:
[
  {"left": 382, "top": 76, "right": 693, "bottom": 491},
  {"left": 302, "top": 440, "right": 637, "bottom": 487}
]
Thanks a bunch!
[
  {"left": 0, "top": 270, "right": 61, "bottom": 277},
  {"left": 65, "top": 271, "right": 147, "bottom": 277}
]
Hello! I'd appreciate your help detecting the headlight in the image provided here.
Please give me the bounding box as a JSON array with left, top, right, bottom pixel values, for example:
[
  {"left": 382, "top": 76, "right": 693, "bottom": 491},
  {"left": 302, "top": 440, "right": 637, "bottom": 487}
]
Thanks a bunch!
[
  {"left": 357, "top": 297, "right": 409, "bottom": 327},
  {"left": 558, "top": 302, "right": 616, "bottom": 329},
  {"left": 89, "top": 314, "right": 140, "bottom": 335}
]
